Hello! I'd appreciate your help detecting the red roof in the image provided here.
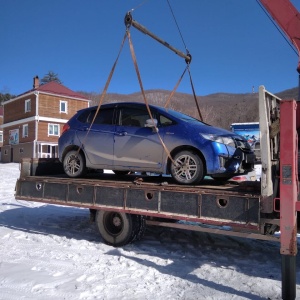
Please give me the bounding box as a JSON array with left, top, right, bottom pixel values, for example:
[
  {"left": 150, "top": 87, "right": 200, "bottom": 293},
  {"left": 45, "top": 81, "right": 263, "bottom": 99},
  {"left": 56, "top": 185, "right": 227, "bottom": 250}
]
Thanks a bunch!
[
  {"left": 36, "top": 82, "right": 88, "bottom": 99},
  {"left": 18, "top": 81, "right": 88, "bottom": 100}
]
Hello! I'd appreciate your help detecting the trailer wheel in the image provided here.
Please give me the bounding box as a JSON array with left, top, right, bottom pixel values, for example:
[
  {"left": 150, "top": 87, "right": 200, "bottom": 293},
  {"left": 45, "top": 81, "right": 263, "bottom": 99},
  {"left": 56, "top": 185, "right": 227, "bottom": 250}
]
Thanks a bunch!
[
  {"left": 96, "top": 211, "right": 145, "bottom": 247},
  {"left": 132, "top": 214, "right": 146, "bottom": 242}
]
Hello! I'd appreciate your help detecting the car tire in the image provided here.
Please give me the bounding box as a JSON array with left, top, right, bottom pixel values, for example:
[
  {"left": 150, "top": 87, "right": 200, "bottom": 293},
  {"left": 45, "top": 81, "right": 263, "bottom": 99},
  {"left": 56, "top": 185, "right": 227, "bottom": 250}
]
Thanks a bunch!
[
  {"left": 63, "top": 150, "right": 86, "bottom": 178},
  {"left": 96, "top": 211, "right": 145, "bottom": 247},
  {"left": 170, "top": 150, "right": 204, "bottom": 185}
]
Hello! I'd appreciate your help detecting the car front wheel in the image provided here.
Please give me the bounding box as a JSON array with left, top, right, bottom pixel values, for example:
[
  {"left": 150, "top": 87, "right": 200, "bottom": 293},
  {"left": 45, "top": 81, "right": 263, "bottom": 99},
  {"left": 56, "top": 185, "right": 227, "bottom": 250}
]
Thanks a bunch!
[
  {"left": 170, "top": 150, "right": 204, "bottom": 185},
  {"left": 63, "top": 150, "right": 86, "bottom": 178}
]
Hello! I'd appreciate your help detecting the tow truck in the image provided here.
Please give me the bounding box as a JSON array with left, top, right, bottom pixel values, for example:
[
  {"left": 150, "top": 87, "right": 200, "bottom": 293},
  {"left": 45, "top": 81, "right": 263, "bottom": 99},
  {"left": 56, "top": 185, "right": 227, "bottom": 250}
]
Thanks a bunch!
[{"left": 14, "top": 1, "right": 300, "bottom": 299}]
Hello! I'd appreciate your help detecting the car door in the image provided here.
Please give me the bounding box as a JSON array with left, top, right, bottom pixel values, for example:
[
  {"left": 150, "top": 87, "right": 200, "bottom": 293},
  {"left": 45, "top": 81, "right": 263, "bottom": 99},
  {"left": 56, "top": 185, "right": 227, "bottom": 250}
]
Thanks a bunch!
[
  {"left": 76, "top": 107, "right": 115, "bottom": 168},
  {"left": 113, "top": 106, "right": 165, "bottom": 171}
]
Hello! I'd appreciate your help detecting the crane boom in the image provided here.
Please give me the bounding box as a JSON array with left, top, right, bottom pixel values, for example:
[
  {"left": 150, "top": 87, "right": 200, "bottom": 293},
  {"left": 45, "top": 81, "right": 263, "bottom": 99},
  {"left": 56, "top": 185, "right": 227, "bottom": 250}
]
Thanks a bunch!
[{"left": 260, "top": 0, "right": 300, "bottom": 72}]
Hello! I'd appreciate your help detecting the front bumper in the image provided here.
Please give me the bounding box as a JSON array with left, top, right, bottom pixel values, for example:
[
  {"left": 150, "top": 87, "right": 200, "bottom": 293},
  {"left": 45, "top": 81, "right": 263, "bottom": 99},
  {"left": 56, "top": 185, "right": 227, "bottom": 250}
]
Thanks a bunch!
[{"left": 214, "top": 148, "right": 255, "bottom": 176}]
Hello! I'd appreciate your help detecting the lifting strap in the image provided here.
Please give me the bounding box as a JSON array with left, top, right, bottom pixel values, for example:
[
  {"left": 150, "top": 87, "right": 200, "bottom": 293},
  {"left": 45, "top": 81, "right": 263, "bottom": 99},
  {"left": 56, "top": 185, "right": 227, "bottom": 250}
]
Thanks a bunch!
[
  {"left": 127, "top": 29, "right": 177, "bottom": 165},
  {"left": 89, "top": 32, "right": 128, "bottom": 128},
  {"left": 163, "top": 63, "right": 203, "bottom": 121},
  {"left": 76, "top": 32, "right": 128, "bottom": 155},
  {"left": 163, "top": 64, "right": 203, "bottom": 121},
  {"left": 164, "top": 66, "right": 188, "bottom": 108},
  {"left": 124, "top": 9, "right": 203, "bottom": 121},
  {"left": 188, "top": 66, "right": 203, "bottom": 121}
]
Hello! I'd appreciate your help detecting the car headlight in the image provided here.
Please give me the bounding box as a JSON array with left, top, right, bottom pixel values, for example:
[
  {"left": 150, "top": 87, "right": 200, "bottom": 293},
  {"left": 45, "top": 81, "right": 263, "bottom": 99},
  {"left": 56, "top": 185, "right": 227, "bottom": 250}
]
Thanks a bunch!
[
  {"left": 201, "top": 134, "right": 236, "bottom": 147},
  {"left": 222, "top": 137, "right": 236, "bottom": 147}
]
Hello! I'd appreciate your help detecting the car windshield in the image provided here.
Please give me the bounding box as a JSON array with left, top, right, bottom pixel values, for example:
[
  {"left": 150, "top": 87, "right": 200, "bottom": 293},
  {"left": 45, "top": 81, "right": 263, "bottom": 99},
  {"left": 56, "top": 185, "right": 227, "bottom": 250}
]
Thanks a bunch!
[{"left": 166, "top": 108, "right": 204, "bottom": 124}]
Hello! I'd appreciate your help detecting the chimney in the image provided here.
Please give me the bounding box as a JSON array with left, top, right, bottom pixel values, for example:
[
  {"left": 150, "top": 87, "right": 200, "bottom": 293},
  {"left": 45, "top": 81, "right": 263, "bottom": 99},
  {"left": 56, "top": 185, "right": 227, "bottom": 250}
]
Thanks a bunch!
[{"left": 33, "top": 76, "right": 39, "bottom": 89}]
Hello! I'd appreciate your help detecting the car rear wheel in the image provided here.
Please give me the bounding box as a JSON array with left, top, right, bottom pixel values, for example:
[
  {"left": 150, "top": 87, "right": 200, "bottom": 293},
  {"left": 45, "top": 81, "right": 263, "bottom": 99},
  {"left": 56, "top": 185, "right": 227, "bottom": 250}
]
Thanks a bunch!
[
  {"left": 63, "top": 150, "right": 86, "bottom": 178},
  {"left": 170, "top": 150, "right": 204, "bottom": 185}
]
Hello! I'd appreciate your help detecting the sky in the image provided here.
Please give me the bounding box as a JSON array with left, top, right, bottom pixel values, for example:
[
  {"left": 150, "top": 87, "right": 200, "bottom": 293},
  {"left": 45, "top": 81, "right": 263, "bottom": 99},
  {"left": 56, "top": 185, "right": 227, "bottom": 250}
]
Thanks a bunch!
[
  {"left": 1, "top": 163, "right": 300, "bottom": 299},
  {"left": 1, "top": 0, "right": 300, "bottom": 97}
]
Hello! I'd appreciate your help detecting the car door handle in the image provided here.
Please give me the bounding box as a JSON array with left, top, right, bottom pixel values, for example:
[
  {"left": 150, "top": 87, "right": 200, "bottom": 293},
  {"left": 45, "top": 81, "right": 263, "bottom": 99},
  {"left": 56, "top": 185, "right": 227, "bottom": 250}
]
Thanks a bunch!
[
  {"left": 116, "top": 131, "right": 127, "bottom": 136},
  {"left": 83, "top": 126, "right": 103, "bottom": 132}
]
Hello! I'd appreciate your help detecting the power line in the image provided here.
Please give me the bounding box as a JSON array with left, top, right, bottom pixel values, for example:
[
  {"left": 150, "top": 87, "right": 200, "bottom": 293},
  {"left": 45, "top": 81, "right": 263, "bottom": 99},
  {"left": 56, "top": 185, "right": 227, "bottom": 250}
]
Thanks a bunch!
[{"left": 166, "top": 0, "right": 189, "bottom": 54}]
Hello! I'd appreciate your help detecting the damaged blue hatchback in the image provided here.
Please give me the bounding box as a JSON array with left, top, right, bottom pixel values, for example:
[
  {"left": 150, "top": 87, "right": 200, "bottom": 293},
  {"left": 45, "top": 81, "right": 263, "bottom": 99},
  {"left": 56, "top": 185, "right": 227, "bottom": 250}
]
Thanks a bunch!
[{"left": 58, "top": 102, "right": 255, "bottom": 185}]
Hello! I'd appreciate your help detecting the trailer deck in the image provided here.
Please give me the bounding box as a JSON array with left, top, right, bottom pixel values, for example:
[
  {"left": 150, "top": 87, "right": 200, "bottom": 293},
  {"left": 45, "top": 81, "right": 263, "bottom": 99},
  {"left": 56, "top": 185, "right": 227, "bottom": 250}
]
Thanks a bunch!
[{"left": 15, "top": 158, "right": 280, "bottom": 242}]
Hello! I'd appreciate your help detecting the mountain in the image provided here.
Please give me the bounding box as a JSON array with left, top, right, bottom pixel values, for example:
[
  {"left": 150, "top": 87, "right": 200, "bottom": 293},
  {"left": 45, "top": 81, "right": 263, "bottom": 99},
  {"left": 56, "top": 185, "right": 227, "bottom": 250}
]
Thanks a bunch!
[{"left": 79, "top": 87, "right": 298, "bottom": 130}]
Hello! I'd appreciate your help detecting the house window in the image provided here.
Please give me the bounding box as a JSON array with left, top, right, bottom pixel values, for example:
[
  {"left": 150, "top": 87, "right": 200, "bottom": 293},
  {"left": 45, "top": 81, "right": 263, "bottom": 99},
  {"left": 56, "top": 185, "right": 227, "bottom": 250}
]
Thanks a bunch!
[
  {"left": 0, "top": 132, "right": 3, "bottom": 143},
  {"left": 60, "top": 101, "right": 68, "bottom": 113},
  {"left": 48, "top": 124, "right": 60, "bottom": 136},
  {"left": 22, "top": 124, "right": 28, "bottom": 138},
  {"left": 25, "top": 99, "right": 31, "bottom": 112}
]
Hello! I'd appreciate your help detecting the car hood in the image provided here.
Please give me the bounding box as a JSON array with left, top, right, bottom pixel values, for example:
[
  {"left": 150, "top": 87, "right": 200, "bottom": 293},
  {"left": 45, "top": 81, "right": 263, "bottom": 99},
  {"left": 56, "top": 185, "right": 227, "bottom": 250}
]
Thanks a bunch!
[{"left": 189, "top": 122, "right": 245, "bottom": 140}]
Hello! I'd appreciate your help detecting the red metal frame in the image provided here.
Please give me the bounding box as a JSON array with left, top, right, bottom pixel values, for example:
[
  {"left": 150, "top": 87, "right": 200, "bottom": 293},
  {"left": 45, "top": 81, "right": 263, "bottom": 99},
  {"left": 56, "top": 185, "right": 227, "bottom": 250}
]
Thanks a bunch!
[
  {"left": 280, "top": 99, "right": 298, "bottom": 299},
  {"left": 280, "top": 100, "right": 298, "bottom": 255},
  {"left": 260, "top": 0, "right": 300, "bottom": 72}
]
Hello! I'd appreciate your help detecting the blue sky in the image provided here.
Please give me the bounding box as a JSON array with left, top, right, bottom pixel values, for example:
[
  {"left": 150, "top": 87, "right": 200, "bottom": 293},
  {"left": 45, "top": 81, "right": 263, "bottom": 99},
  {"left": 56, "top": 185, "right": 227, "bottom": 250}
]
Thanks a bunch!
[{"left": 1, "top": 0, "right": 299, "bottom": 97}]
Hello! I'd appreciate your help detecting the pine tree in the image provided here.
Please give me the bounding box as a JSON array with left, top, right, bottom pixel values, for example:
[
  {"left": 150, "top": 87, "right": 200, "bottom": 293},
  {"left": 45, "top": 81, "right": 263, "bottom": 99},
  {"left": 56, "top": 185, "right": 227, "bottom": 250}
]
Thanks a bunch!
[{"left": 40, "top": 71, "right": 62, "bottom": 85}]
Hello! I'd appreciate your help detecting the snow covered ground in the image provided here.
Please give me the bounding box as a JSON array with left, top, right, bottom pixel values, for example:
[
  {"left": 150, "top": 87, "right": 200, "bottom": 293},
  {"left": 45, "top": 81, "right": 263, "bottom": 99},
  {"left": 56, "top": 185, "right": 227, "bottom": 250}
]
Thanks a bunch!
[{"left": 0, "top": 163, "right": 300, "bottom": 300}]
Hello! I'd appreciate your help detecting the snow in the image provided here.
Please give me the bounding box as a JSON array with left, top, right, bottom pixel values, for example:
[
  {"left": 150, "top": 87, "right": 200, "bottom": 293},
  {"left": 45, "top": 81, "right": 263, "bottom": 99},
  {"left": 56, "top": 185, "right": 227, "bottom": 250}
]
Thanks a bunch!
[{"left": 0, "top": 163, "right": 300, "bottom": 300}]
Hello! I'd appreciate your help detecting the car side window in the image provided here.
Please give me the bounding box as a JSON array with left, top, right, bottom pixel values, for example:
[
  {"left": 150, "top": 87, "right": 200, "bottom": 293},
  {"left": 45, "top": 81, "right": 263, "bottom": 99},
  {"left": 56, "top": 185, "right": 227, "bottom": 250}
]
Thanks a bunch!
[
  {"left": 120, "top": 107, "right": 150, "bottom": 127},
  {"left": 86, "top": 108, "right": 114, "bottom": 125},
  {"left": 77, "top": 110, "right": 92, "bottom": 123},
  {"left": 159, "top": 114, "right": 175, "bottom": 126}
]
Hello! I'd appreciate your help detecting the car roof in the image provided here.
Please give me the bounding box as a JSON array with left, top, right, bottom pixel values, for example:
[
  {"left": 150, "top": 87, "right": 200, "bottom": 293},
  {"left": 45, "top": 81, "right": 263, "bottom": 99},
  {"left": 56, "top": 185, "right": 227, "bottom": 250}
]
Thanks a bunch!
[
  {"left": 79, "top": 102, "right": 197, "bottom": 122},
  {"left": 89, "top": 102, "right": 157, "bottom": 110}
]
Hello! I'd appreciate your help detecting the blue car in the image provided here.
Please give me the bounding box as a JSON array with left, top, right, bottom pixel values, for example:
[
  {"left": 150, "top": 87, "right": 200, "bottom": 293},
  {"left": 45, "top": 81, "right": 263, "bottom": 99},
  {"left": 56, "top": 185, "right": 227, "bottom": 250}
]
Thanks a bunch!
[{"left": 58, "top": 102, "right": 255, "bottom": 184}]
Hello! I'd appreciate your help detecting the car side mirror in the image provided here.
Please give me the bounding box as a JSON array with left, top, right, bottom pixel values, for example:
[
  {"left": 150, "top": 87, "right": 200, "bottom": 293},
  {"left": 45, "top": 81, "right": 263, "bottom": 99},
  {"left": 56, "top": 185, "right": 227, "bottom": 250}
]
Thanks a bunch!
[{"left": 145, "top": 119, "right": 159, "bottom": 133}]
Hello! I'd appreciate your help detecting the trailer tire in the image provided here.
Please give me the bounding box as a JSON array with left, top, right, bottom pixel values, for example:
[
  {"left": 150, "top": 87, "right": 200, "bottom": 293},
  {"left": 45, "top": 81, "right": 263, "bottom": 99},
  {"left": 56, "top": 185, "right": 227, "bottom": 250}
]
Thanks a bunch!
[
  {"left": 96, "top": 211, "right": 145, "bottom": 247},
  {"left": 132, "top": 214, "right": 146, "bottom": 242}
]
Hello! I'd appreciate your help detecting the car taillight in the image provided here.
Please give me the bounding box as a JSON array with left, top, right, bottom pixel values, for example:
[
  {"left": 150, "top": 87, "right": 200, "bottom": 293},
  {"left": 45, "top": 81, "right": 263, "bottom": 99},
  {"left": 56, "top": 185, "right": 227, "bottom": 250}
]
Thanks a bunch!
[{"left": 61, "top": 123, "right": 70, "bottom": 135}]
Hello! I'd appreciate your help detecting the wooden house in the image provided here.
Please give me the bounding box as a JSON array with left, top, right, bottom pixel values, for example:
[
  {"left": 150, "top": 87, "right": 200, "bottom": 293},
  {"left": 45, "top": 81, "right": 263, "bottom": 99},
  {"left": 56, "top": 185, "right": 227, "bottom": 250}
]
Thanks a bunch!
[{"left": 1, "top": 76, "right": 89, "bottom": 162}]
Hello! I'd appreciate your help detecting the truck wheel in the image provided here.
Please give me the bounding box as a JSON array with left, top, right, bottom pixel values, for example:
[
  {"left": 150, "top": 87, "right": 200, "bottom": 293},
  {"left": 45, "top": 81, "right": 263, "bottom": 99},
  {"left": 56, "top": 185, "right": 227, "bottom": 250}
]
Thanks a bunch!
[
  {"left": 63, "top": 150, "right": 86, "bottom": 178},
  {"left": 96, "top": 211, "right": 145, "bottom": 247},
  {"left": 170, "top": 150, "right": 204, "bottom": 185}
]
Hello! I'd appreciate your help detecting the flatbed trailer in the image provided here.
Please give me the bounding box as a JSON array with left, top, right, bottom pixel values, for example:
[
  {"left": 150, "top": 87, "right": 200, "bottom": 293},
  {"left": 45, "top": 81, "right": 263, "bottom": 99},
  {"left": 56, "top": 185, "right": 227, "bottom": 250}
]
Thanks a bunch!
[{"left": 16, "top": 157, "right": 277, "bottom": 240}]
